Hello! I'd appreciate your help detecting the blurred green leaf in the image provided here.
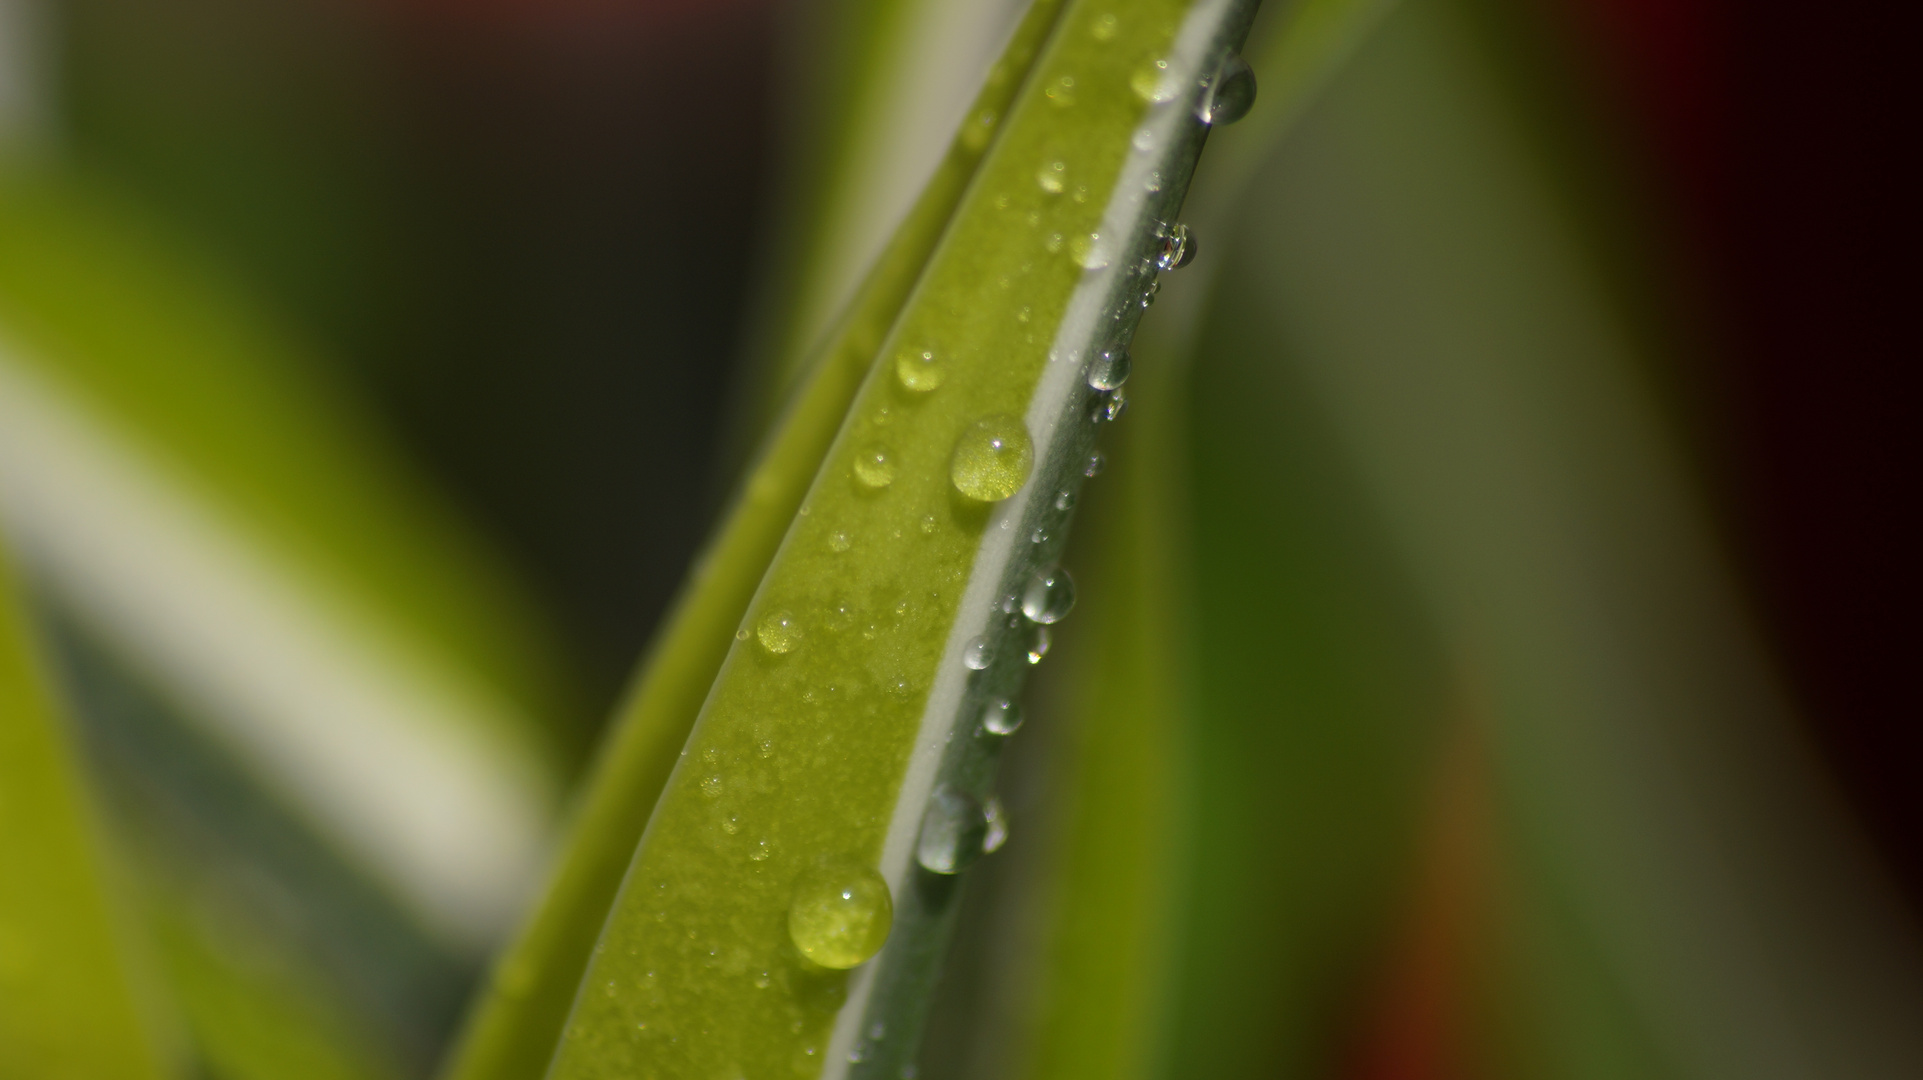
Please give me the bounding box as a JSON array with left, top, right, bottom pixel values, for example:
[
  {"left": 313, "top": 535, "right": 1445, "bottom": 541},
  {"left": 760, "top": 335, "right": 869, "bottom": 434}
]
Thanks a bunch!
[{"left": 0, "top": 544, "right": 167, "bottom": 1079}]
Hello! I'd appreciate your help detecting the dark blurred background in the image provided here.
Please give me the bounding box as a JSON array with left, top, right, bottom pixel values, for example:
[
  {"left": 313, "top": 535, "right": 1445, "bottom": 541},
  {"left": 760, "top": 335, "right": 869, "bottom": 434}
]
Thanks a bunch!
[{"left": 23, "top": 0, "right": 1919, "bottom": 906}]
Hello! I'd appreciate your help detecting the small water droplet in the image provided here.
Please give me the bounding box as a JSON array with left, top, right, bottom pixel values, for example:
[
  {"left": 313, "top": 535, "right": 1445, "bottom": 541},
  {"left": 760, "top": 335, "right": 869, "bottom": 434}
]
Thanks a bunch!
[
  {"left": 758, "top": 610, "right": 802, "bottom": 653},
  {"left": 1030, "top": 526, "right": 1049, "bottom": 544},
  {"left": 917, "top": 785, "right": 989, "bottom": 874},
  {"left": 963, "top": 636, "right": 992, "bottom": 670},
  {"left": 754, "top": 971, "right": 773, "bottom": 989},
  {"left": 951, "top": 415, "right": 1034, "bottom": 501},
  {"left": 854, "top": 445, "right": 897, "bottom": 489},
  {"left": 1131, "top": 58, "right": 1174, "bottom": 103},
  {"left": 1044, "top": 74, "right": 1076, "bottom": 107},
  {"left": 1069, "top": 232, "right": 1108, "bottom": 269},
  {"left": 1037, "top": 160, "right": 1066, "bottom": 194},
  {"left": 722, "top": 814, "right": 741, "bottom": 834},
  {"left": 1158, "top": 222, "right": 1195, "bottom": 270},
  {"left": 983, "top": 797, "right": 1009, "bottom": 853},
  {"left": 961, "top": 108, "right": 997, "bottom": 152},
  {"left": 1022, "top": 567, "right": 1076, "bottom": 624},
  {"left": 735, "top": 628, "right": 750, "bottom": 641},
  {"left": 919, "top": 513, "right": 938, "bottom": 534},
  {"left": 1091, "top": 12, "right": 1118, "bottom": 40},
  {"left": 981, "top": 697, "right": 1024, "bottom": 736},
  {"left": 1001, "top": 591, "right": 1021, "bottom": 614},
  {"left": 828, "top": 530, "right": 852, "bottom": 552},
  {"left": 1203, "top": 53, "right": 1257, "bottom": 125},
  {"left": 1044, "top": 231, "right": 1065, "bottom": 253},
  {"left": 787, "top": 860, "right": 892, "bottom": 968},
  {"left": 1145, "top": 169, "right": 1165, "bottom": 193},
  {"left": 1026, "top": 624, "right": 1052, "bottom": 664},
  {"left": 750, "top": 838, "right": 774, "bottom": 861},
  {"left": 895, "top": 348, "right": 944, "bottom": 392},
  {"left": 1088, "top": 348, "right": 1131, "bottom": 390},
  {"left": 1132, "top": 126, "right": 1155, "bottom": 151},
  {"left": 1054, "top": 489, "right": 1075, "bottom": 511},
  {"left": 700, "top": 775, "right": 724, "bottom": 798},
  {"left": 1093, "top": 385, "right": 1129, "bottom": 423},
  {"left": 1085, "top": 451, "right": 1107, "bottom": 476}
]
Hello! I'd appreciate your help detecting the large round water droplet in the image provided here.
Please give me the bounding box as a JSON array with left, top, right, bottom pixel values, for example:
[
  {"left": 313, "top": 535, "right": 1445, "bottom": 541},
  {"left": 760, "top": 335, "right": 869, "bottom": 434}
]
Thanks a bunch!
[
  {"left": 757, "top": 610, "right": 801, "bottom": 654},
  {"left": 1203, "top": 53, "right": 1257, "bottom": 125},
  {"left": 1087, "top": 349, "right": 1131, "bottom": 390},
  {"left": 981, "top": 697, "right": 1024, "bottom": 736},
  {"left": 950, "top": 416, "right": 1034, "bottom": 501},
  {"left": 916, "top": 786, "right": 988, "bottom": 874},
  {"left": 788, "top": 860, "right": 892, "bottom": 969},
  {"left": 1157, "top": 223, "right": 1195, "bottom": 271},
  {"left": 1022, "top": 568, "right": 1076, "bottom": 624},
  {"left": 853, "top": 445, "right": 897, "bottom": 489}
]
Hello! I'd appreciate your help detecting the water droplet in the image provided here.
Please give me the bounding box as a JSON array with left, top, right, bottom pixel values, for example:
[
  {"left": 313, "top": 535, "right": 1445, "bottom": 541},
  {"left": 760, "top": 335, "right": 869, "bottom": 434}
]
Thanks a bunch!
[
  {"left": 1026, "top": 624, "right": 1052, "bottom": 664},
  {"left": 1131, "top": 59, "right": 1174, "bottom": 103},
  {"left": 1158, "top": 222, "right": 1195, "bottom": 270},
  {"left": 1087, "top": 348, "right": 1131, "bottom": 390},
  {"left": 758, "top": 610, "right": 801, "bottom": 653},
  {"left": 961, "top": 108, "right": 997, "bottom": 152},
  {"left": 1145, "top": 169, "right": 1165, "bottom": 193},
  {"left": 1044, "top": 231, "right": 1065, "bottom": 253},
  {"left": 1030, "top": 526, "right": 1049, "bottom": 544},
  {"left": 1203, "top": 53, "right": 1257, "bottom": 125},
  {"left": 787, "top": 860, "right": 892, "bottom": 968},
  {"left": 828, "top": 530, "right": 852, "bottom": 552},
  {"left": 1085, "top": 451, "right": 1107, "bottom": 477},
  {"left": 722, "top": 814, "right": 741, "bottom": 834},
  {"left": 1093, "top": 385, "right": 1129, "bottom": 423},
  {"left": 754, "top": 970, "right": 773, "bottom": 989},
  {"left": 981, "top": 697, "right": 1024, "bottom": 735},
  {"left": 1069, "top": 232, "right": 1108, "bottom": 269},
  {"left": 1037, "top": 160, "right": 1066, "bottom": 194},
  {"left": 920, "top": 513, "right": 938, "bottom": 534},
  {"left": 750, "top": 838, "right": 774, "bottom": 861},
  {"left": 1091, "top": 12, "right": 1118, "bottom": 40},
  {"left": 917, "top": 786, "right": 988, "bottom": 874},
  {"left": 963, "top": 636, "right": 992, "bottom": 670},
  {"left": 951, "top": 415, "right": 1034, "bottom": 501},
  {"left": 1044, "top": 74, "right": 1076, "bottom": 107},
  {"left": 854, "top": 445, "right": 897, "bottom": 489},
  {"left": 1054, "top": 489, "right": 1075, "bottom": 511},
  {"left": 1132, "top": 126, "right": 1155, "bottom": 151},
  {"left": 895, "top": 348, "right": 944, "bottom": 392},
  {"left": 983, "top": 796, "right": 1009, "bottom": 853},
  {"left": 701, "top": 775, "right": 724, "bottom": 798},
  {"left": 1022, "top": 567, "right": 1076, "bottom": 624}
]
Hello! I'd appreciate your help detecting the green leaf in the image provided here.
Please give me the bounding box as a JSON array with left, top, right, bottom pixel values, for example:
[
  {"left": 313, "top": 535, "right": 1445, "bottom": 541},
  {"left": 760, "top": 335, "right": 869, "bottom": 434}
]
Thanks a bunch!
[
  {"left": 0, "top": 545, "right": 167, "bottom": 1079},
  {"left": 439, "top": 4, "right": 1076, "bottom": 1078},
  {"left": 530, "top": 1, "right": 1261, "bottom": 1076}
]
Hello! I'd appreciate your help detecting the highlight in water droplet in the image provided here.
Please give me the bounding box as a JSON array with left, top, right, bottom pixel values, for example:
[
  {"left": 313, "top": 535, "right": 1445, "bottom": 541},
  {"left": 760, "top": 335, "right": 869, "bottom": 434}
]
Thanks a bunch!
[
  {"left": 854, "top": 445, "right": 897, "bottom": 489},
  {"left": 788, "top": 860, "right": 892, "bottom": 969},
  {"left": 1026, "top": 624, "right": 1052, "bottom": 664},
  {"left": 981, "top": 697, "right": 1024, "bottom": 736},
  {"left": 757, "top": 610, "right": 801, "bottom": 654},
  {"left": 916, "top": 786, "right": 988, "bottom": 875},
  {"left": 1159, "top": 222, "right": 1195, "bottom": 271},
  {"left": 983, "top": 796, "right": 1009, "bottom": 853},
  {"left": 1203, "top": 53, "right": 1257, "bottom": 125},
  {"left": 895, "top": 348, "right": 944, "bottom": 392},
  {"left": 951, "top": 415, "right": 1034, "bottom": 501},
  {"left": 963, "top": 636, "right": 992, "bottom": 671},
  {"left": 1022, "top": 567, "right": 1076, "bottom": 624},
  {"left": 1087, "top": 348, "right": 1131, "bottom": 390}
]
